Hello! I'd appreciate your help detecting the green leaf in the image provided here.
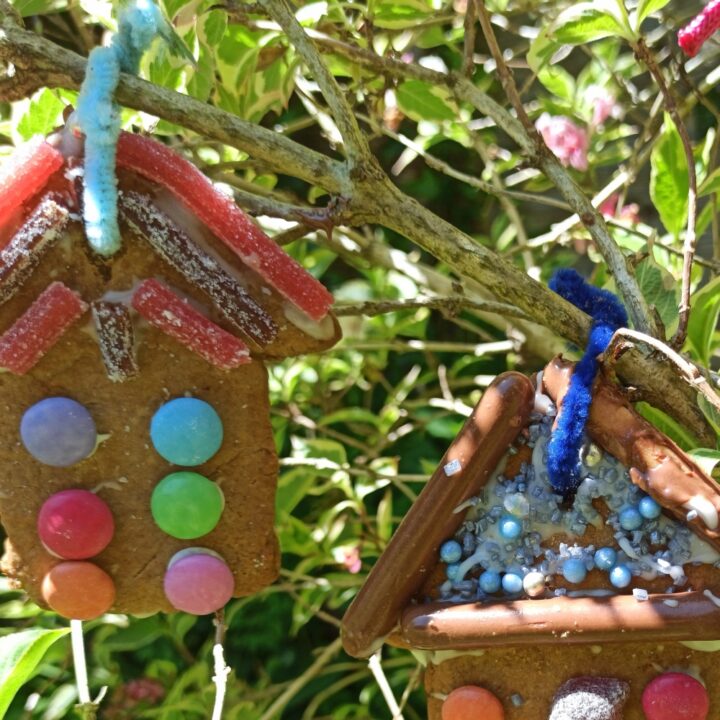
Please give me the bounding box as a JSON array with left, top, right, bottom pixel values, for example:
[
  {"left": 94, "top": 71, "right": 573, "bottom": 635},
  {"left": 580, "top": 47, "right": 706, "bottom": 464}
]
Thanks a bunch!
[
  {"left": 16, "top": 90, "right": 65, "bottom": 141},
  {"left": 527, "top": 27, "right": 560, "bottom": 76},
  {"left": 634, "top": 254, "right": 679, "bottom": 336},
  {"left": 697, "top": 394, "right": 720, "bottom": 441},
  {"left": 0, "top": 628, "right": 69, "bottom": 717},
  {"left": 537, "top": 65, "right": 575, "bottom": 101},
  {"left": 551, "top": 2, "right": 630, "bottom": 44},
  {"left": 686, "top": 275, "right": 720, "bottom": 366},
  {"left": 636, "top": 402, "right": 700, "bottom": 450},
  {"left": 650, "top": 113, "right": 689, "bottom": 238},
  {"left": 636, "top": 0, "right": 672, "bottom": 26},
  {"left": 699, "top": 167, "right": 720, "bottom": 196},
  {"left": 687, "top": 448, "right": 720, "bottom": 477},
  {"left": 373, "top": 0, "right": 434, "bottom": 29},
  {"left": 396, "top": 80, "right": 457, "bottom": 122}
]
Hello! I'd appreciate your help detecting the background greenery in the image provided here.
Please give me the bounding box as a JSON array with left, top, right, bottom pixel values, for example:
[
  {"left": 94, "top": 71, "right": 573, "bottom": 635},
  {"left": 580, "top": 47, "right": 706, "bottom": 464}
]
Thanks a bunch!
[{"left": 1, "top": 0, "right": 720, "bottom": 717}]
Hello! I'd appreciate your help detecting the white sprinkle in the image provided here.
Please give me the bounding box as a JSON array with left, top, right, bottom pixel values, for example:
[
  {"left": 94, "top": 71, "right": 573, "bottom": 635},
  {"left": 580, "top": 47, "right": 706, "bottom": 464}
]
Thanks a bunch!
[
  {"left": 663, "top": 599, "right": 679, "bottom": 608},
  {"left": 687, "top": 510, "right": 699, "bottom": 522},
  {"left": 632, "top": 588, "right": 649, "bottom": 602},
  {"left": 703, "top": 589, "right": 720, "bottom": 608},
  {"left": 444, "top": 458, "right": 462, "bottom": 477}
]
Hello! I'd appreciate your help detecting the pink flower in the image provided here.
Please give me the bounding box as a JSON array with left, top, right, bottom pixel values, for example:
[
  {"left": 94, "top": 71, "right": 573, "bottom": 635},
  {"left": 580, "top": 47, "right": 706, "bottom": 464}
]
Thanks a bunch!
[
  {"left": 586, "top": 86, "right": 621, "bottom": 127},
  {"left": 598, "top": 193, "right": 640, "bottom": 224},
  {"left": 535, "top": 113, "right": 589, "bottom": 171},
  {"left": 342, "top": 547, "right": 362, "bottom": 574}
]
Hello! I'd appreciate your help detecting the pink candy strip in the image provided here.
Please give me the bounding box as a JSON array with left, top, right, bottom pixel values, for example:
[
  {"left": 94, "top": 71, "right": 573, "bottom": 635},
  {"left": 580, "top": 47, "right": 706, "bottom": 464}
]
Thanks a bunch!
[
  {"left": 131, "top": 278, "right": 251, "bottom": 369},
  {"left": 0, "top": 281, "right": 88, "bottom": 374},
  {"left": 678, "top": 0, "right": 720, "bottom": 57},
  {"left": 0, "top": 137, "right": 64, "bottom": 235},
  {"left": 116, "top": 132, "right": 333, "bottom": 321}
]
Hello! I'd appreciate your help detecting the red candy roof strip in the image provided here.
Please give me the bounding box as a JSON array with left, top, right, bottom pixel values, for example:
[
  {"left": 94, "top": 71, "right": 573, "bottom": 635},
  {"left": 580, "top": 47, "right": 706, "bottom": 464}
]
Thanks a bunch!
[
  {"left": 116, "top": 132, "right": 333, "bottom": 321},
  {"left": 0, "top": 137, "right": 64, "bottom": 234},
  {"left": 0, "top": 281, "right": 88, "bottom": 375},
  {"left": 131, "top": 278, "right": 251, "bottom": 370}
]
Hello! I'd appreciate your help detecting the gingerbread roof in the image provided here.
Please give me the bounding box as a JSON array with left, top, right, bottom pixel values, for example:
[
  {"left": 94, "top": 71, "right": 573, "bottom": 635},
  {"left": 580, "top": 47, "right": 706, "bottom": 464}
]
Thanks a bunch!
[
  {"left": 0, "top": 132, "right": 339, "bottom": 380},
  {"left": 341, "top": 358, "right": 720, "bottom": 658}
]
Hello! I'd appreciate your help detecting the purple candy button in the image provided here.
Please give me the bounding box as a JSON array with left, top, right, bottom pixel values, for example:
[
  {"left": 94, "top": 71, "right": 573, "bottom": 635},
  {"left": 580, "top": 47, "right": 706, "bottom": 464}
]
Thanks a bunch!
[{"left": 164, "top": 549, "right": 234, "bottom": 615}]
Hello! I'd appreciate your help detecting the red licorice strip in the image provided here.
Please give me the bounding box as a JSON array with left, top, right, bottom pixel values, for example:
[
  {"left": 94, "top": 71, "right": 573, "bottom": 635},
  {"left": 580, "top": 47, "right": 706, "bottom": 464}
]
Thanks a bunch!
[
  {"left": 0, "top": 282, "right": 88, "bottom": 374},
  {"left": 0, "top": 195, "right": 70, "bottom": 306},
  {"left": 118, "top": 191, "right": 277, "bottom": 346},
  {"left": 679, "top": 0, "right": 720, "bottom": 57},
  {"left": 131, "top": 278, "right": 251, "bottom": 369},
  {"left": 116, "top": 132, "right": 333, "bottom": 321},
  {"left": 0, "top": 137, "right": 64, "bottom": 232},
  {"left": 92, "top": 301, "right": 139, "bottom": 382}
]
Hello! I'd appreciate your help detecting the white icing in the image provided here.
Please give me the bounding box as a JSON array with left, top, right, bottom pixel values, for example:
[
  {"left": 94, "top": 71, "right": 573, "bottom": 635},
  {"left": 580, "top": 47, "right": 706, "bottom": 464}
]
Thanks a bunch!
[{"left": 683, "top": 496, "right": 719, "bottom": 531}]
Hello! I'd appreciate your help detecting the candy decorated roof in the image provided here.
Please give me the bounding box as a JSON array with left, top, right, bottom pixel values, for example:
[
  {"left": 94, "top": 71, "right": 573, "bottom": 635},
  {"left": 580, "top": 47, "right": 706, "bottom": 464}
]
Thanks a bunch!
[
  {"left": 341, "top": 358, "right": 720, "bottom": 658},
  {"left": 0, "top": 131, "right": 339, "bottom": 380}
]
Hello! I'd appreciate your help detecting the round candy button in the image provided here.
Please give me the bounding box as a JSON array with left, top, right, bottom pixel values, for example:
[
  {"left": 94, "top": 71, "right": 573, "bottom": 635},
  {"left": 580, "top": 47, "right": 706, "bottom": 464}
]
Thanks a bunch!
[
  {"left": 41, "top": 561, "right": 115, "bottom": 620},
  {"left": 642, "top": 672, "right": 709, "bottom": 720},
  {"left": 38, "top": 489, "right": 114, "bottom": 559},
  {"left": 150, "top": 398, "right": 223, "bottom": 466},
  {"left": 151, "top": 472, "right": 224, "bottom": 539},
  {"left": 164, "top": 549, "right": 235, "bottom": 615},
  {"left": 21, "top": 398, "right": 96, "bottom": 467},
  {"left": 441, "top": 685, "right": 504, "bottom": 720}
]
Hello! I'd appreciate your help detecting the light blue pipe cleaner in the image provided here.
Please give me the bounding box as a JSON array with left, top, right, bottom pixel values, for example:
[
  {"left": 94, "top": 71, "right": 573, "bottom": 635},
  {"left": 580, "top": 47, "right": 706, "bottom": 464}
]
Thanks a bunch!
[{"left": 75, "top": 0, "right": 166, "bottom": 257}]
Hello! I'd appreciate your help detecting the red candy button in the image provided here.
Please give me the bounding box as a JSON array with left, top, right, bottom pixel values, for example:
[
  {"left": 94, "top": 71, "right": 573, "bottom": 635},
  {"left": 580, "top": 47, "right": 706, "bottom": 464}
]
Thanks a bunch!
[
  {"left": 38, "top": 489, "right": 114, "bottom": 559},
  {"left": 642, "top": 672, "right": 709, "bottom": 720},
  {"left": 41, "top": 561, "right": 116, "bottom": 620},
  {"left": 441, "top": 685, "right": 504, "bottom": 720}
]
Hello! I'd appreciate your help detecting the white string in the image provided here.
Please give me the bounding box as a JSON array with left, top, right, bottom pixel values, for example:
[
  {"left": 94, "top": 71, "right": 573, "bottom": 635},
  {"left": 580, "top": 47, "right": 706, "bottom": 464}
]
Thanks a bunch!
[
  {"left": 211, "top": 642, "right": 231, "bottom": 720},
  {"left": 70, "top": 620, "right": 91, "bottom": 705},
  {"left": 368, "top": 651, "right": 405, "bottom": 720}
]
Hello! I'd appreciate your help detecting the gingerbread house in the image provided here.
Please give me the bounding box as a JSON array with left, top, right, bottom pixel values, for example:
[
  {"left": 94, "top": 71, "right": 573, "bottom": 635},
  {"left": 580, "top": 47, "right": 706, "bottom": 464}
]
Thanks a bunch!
[
  {"left": 0, "top": 129, "right": 339, "bottom": 619},
  {"left": 342, "top": 358, "right": 720, "bottom": 719}
]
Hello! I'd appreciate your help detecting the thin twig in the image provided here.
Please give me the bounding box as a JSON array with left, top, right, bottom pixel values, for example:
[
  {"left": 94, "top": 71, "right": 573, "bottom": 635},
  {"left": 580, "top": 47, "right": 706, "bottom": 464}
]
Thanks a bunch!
[
  {"left": 633, "top": 39, "right": 698, "bottom": 349},
  {"left": 462, "top": 0, "right": 477, "bottom": 78},
  {"left": 473, "top": 0, "right": 535, "bottom": 134},
  {"left": 333, "top": 296, "right": 531, "bottom": 320},
  {"left": 602, "top": 328, "right": 720, "bottom": 418},
  {"left": 368, "top": 651, "right": 405, "bottom": 720},
  {"left": 71, "top": 620, "right": 101, "bottom": 720},
  {"left": 258, "top": 637, "right": 343, "bottom": 720}
]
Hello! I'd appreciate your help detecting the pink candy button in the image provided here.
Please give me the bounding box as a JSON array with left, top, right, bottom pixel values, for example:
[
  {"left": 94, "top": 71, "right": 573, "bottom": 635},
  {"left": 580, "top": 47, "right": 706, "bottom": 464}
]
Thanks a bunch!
[
  {"left": 164, "top": 549, "right": 235, "bottom": 615},
  {"left": 37, "top": 489, "right": 114, "bottom": 559},
  {"left": 642, "top": 672, "right": 709, "bottom": 720}
]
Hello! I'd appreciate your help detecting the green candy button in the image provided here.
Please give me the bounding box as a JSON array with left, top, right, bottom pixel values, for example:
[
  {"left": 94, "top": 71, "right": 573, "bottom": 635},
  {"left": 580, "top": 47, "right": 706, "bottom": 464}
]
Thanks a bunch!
[{"left": 151, "top": 472, "right": 224, "bottom": 539}]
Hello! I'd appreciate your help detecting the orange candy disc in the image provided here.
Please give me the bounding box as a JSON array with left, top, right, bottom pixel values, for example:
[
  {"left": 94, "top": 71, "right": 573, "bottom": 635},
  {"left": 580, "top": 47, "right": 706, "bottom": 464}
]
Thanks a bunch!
[
  {"left": 441, "top": 685, "right": 505, "bottom": 720},
  {"left": 41, "top": 561, "right": 116, "bottom": 620}
]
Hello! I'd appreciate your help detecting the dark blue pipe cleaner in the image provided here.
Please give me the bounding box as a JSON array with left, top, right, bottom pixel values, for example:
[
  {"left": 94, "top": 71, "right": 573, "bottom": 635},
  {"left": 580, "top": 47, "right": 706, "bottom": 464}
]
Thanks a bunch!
[{"left": 546, "top": 269, "right": 628, "bottom": 495}]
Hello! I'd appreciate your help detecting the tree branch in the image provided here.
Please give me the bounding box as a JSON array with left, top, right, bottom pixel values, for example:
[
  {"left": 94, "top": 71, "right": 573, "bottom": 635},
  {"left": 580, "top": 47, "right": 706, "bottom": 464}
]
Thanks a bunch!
[
  {"left": 633, "top": 39, "right": 698, "bottom": 349},
  {"left": 258, "top": 0, "right": 372, "bottom": 174},
  {"left": 333, "top": 297, "right": 531, "bottom": 320}
]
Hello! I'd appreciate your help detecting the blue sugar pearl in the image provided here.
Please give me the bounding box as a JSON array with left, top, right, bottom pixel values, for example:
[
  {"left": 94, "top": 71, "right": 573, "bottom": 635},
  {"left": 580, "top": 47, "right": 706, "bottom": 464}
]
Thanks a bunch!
[
  {"left": 619, "top": 507, "right": 643, "bottom": 531},
  {"left": 562, "top": 558, "right": 587, "bottom": 584},
  {"left": 21, "top": 397, "right": 97, "bottom": 467},
  {"left": 498, "top": 515, "right": 523, "bottom": 540},
  {"left": 609, "top": 564, "right": 632, "bottom": 588},
  {"left": 594, "top": 547, "right": 617, "bottom": 571},
  {"left": 501, "top": 572, "right": 523, "bottom": 594},
  {"left": 479, "top": 570, "right": 501, "bottom": 594},
  {"left": 440, "top": 540, "right": 462, "bottom": 564},
  {"left": 446, "top": 563, "right": 461, "bottom": 582},
  {"left": 639, "top": 496, "right": 662, "bottom": 520},
  {"left": 150, "top": 397, "right": 223, "bottom": 466}
]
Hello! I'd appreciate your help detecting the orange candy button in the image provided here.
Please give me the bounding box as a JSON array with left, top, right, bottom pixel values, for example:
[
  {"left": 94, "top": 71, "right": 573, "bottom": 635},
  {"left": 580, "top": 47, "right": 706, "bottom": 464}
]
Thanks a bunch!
[
  {"left": 41, "top": 561, "right": 116, "bottom": 620},
  {"left": 441, "top": 685, "right": 505, "bottom": 720}
]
